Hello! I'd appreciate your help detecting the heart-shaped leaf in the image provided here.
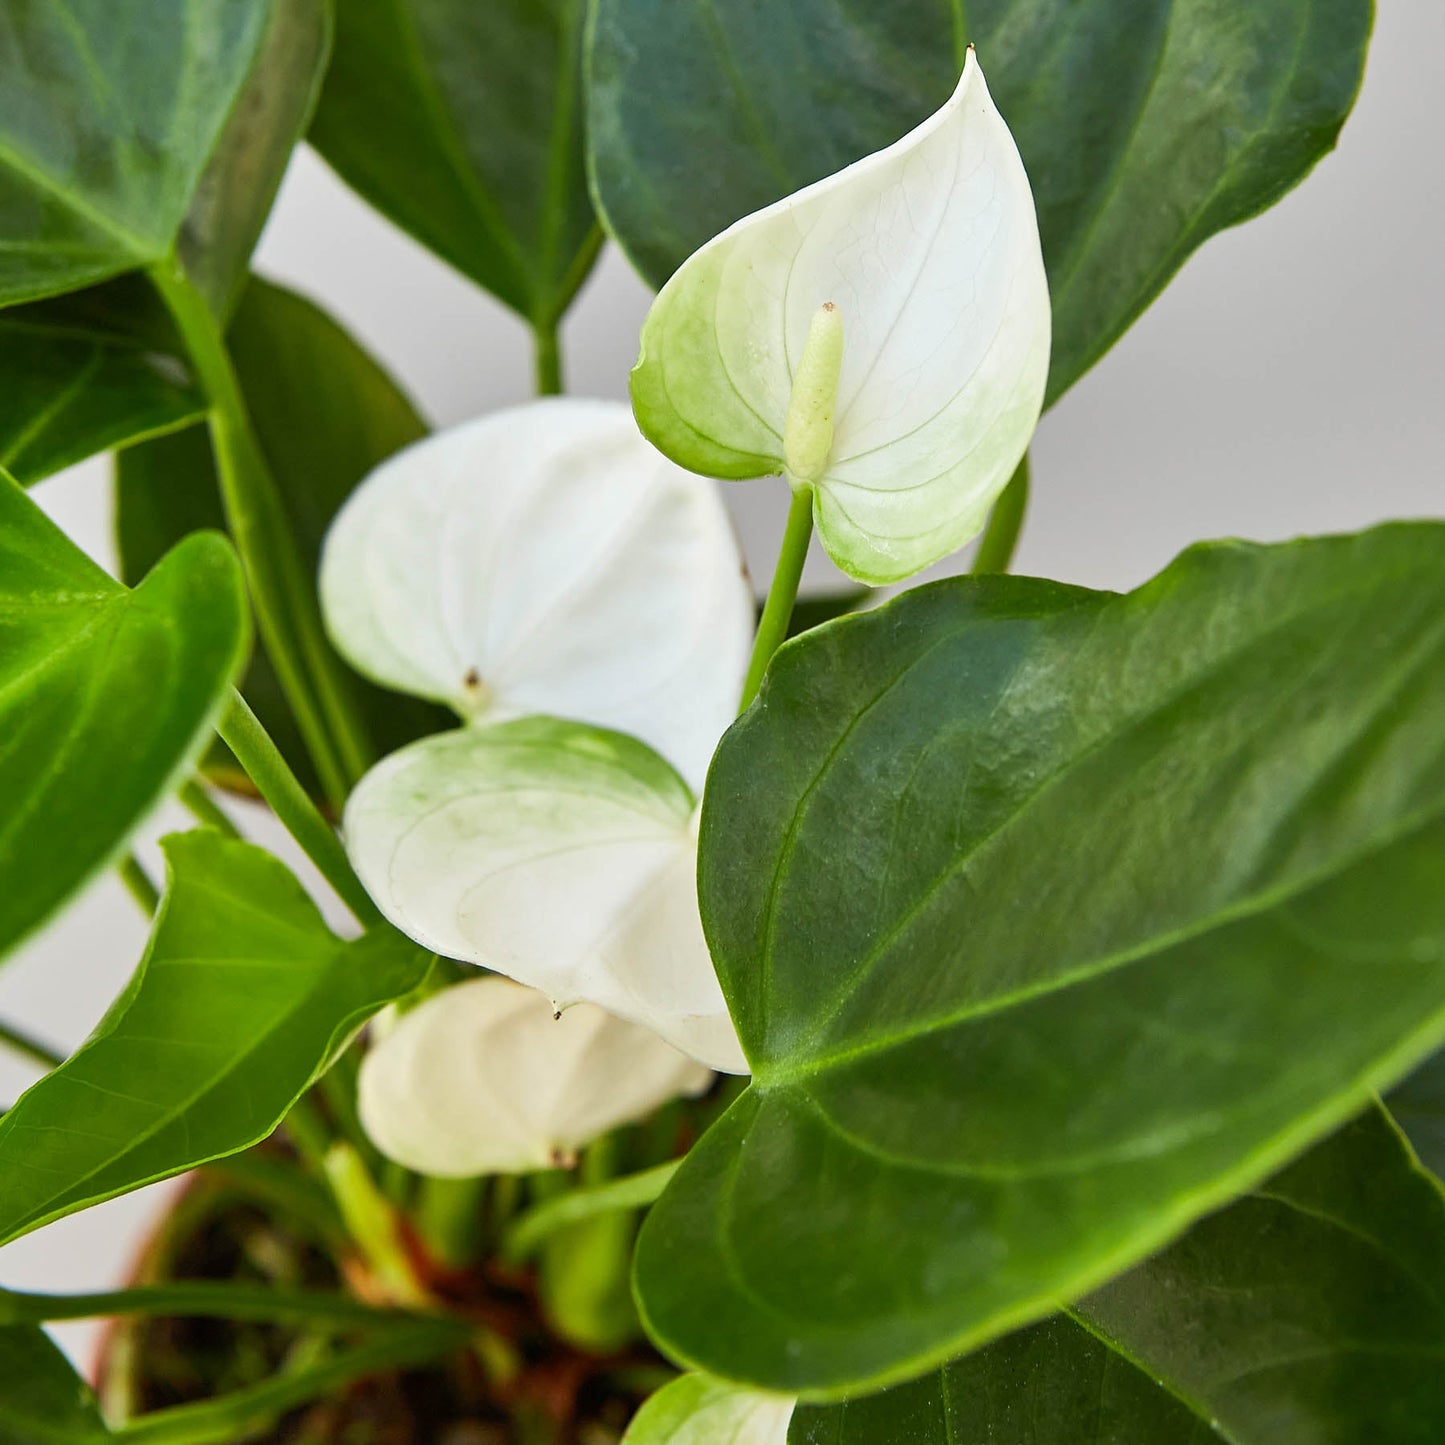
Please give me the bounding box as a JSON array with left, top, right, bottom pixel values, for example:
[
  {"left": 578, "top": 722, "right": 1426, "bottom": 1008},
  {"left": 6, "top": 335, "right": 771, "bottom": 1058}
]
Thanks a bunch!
[
  {"left": 310, "top": 0, "right": 600, "bottom": 326},
  {"left": 625, "top": 1374, "right": 794, "bottom": 1444},
  {"left": 636, "top": 522, "right": 1445, "bottom": 1395},
  {"left": 589, "top": 0, "right": 1371, "bottom": 404},
  {"left": 0, "top": 830, "right": 430, "bottom": 1246},
  {"left": 0, "top": 1325, "right": 111, "bottom": 1443},
  {"left": 117, "top": 276, "right": 449, "bottom": 799},
  {"left": 319, "top": 397, "right": 752, "bottom": 791},
  {"left": 0, "top": 0, "right": 326, "bottom": 309},
  {"left": 629, "top": 51, "right": 1050, "bottom": 585},
  {"left": 792, "top": 1108, "right": 1445, "bottom": 1443},
  {"left": 0, "top": 473, "right": 247, "bottom": 963},
  {"left": 344, "top": 718, "right": 745, "bottom": 1072},
  {"left": 359, "top": 976, "right": 711, "bottom": 1175}
]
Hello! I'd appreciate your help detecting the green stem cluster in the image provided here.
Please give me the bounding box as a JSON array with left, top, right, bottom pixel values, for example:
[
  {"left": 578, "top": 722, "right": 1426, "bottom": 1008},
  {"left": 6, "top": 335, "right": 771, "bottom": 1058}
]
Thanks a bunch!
[{"left": 148, "top": 258, "right": 374, "bottom": 813}]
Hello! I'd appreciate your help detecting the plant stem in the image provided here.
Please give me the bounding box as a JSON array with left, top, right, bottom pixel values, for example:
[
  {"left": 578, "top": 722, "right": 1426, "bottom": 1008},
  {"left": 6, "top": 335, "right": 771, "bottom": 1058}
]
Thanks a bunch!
[
  {"left": 111, "top": 1326, "right": 467, "bottom": 1444},
  {"left": 148, "top": 257, "right": 373, "bottom": 811},
  {"left": 971, "top": 452, "right": 1031, "bottom": 576},
  {"left": 324, "top": 1144, "right": 431, "bottom": 1308},
  {"left": 0, "top": 1281, "right": 448, "bottom": 1332},
  {"left": 178, "top": 778, "right": 241, "bottom": 839},
  {"left": 117, "top": 853, "right": 161, "bottom": 915},
  {"left": 216, "top": 692, "right": 380, "bottom": 928},
  {"left": 502, "top": 1160, "right": 680, "bottom": 1263},
  {"left": 0, "top": 1018, "right": 64, "bottom": 1071},
  {"left": 740, "top": 485, "right": 814, "bottom": 709},
  {"left": 416, "top": 1175, "right": 488, "bottom": 1271},
  {"left": 533, "top": 319, "right": 563, "bottom": 395}
]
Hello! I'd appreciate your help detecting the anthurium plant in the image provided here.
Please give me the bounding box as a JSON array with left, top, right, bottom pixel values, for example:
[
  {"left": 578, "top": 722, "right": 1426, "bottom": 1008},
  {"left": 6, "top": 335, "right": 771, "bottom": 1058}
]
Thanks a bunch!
[{"left": 3, "top": 1, "right": 1439, "bottom": 1442}]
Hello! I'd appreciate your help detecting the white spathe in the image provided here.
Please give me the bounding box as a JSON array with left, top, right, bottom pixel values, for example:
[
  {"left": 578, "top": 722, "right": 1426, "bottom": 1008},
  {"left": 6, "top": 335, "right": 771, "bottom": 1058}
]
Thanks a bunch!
[
  {"left": 319, "top": 396, "right": 754, "bottom": 790},
  {"left": 631, "top": 49, "right": 1051, "bottom": 586},
  {"left": 623, "top": 1373, "right": 795, "bottom": 1445},
  {"left": 359, "top": 976, "right": 713, "bottom": 1176},
  {"left": 344, "top": 717, "right": 748, "bottom": 1073}
]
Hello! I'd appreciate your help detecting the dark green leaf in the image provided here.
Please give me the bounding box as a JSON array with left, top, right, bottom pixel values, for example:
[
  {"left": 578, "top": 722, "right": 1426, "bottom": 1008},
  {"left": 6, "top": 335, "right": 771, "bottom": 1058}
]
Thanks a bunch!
[
  {"left": 311, "top": 0, "right": 601, "bottom": 324},
  {"left": 794, "top": 1107, "right": 1445, "bottom": 1443},
  {"left": 0, "top": 0, "right": 319, "bottom": 308},
  {"left": 0, "top": 280, "right": 202, "bottom": 486},
  {"left": 177, "top": 0, "right": 332, "bottom": 321},
  {"left": 587, "top": 0, "right": 1371, "bottom": 402},
  {"left": 116, "top": 276, "right": 450, "bottom": 798},
  {"left": 0, "top": 830, "right": 430, "bottom": 1247},
  {"left": 1391, "top": 1051, "right": 1445, "bottom": 1182},
  {"left": 0, "top": 0, "right": 326, "bottom": 482},
  {"left": 782, "top": 588, "right": 872, "bottom": 642},
  {"left": 637, "top": 523, "right": 1445, "bottom": 1396},
  {"left": 0, "top": 1325, "right": 111, "bottom": 1443},
  {"left": 0, "top": 472, "right": 247, "bottom": 963}
]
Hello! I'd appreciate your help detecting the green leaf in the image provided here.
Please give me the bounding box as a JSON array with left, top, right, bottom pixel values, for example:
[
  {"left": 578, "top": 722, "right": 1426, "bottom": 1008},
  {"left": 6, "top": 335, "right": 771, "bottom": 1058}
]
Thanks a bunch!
[
  {"left": 783, "top": 589, "right": 872, "bottom": 642},
  {"left": 116, "top": 276, "right": 449, "bottom": 798},
  {"left": 587, "top": 0, "right": 1371, "bottom": 403},
  {"left": 176, "top": 0, "right": 331, "bottom": 321},
  {"left": 636, "top": 522, "right": 1445, "bottom": 1397},
  {"left": 0, "top": 0, "right": 324, "bottom": 309},
  {"left": 0, "top": 473, "right": 247, "bottom": 963},
  {"left": 1390, "top": 1051, "right": 1445, "bottom": 1182},
  {"left": 311, "top": 0, "right": 601, "bottom": 325},
  {"left": 0, "top": 283, "right": 203, "bottom": 485},
  {"left": 0, "top": 1325, "right": 111, "bottom": 1443},
  {"left": 625, "top": 1374, "right": 794, "bottom": 1444},
  {"left": 792, "top": 1108, "right": 1445, "bottom": 1444},
  {"left": 0, "top": 830, "right": 430, "bottom": 1247}
]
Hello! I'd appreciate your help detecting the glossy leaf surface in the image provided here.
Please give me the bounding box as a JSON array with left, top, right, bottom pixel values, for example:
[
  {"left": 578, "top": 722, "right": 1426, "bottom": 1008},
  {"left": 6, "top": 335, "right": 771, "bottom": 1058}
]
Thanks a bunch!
[
  {"left": 0, "top": 474, "right": 246, "bottom": 963},
  {"left": 0, "top": 288, "right": 202, "bottom": 484},
  {"left": 311, "top": 0, "right": 600, "bottom": 323},
  {"left": 626, "top": 1374, "right": 794, "bottom": 1444},
  {"left": 0, "top": 831, "right": 429, "bottom": 1246},
  {"left": 359, "top": 976, "right": 711, "bottom": 1175},
  {"left": 637, "top": 523, "right": 1445, "bottom": 1395},
  {"left": 0, "top": 1326, "right": 111, "bottom": 1443},
  {"left": 344, "top": 718, "right": 746, "bottom": 1073},
  {"left": 1391, "top": 1050, "right": 1445, "bottom": 1182},
  {"left": 0, "top": 0, "right": 323, "bottom": 308},
  {"left": 629, "top": 53, "right": 1050, "bottom": 584},
  {"left": 589, "top": 0, "right": 1371, "bottom": 402},
  {"left": 319, "top": 397, "right": 752, "bottom": 790},
  {"left": 117, "top": 277, "right": 448, "bottom": 798},
  {"left": 794, "top": 1109, "right": 1445, "bottom": 1443}
]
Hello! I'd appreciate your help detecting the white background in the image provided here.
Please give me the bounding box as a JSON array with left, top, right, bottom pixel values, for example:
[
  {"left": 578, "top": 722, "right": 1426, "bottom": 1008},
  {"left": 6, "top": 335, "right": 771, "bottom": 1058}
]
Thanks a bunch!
[{"left": 3, "top": 0, "right": 1441, "bottom": 1368}]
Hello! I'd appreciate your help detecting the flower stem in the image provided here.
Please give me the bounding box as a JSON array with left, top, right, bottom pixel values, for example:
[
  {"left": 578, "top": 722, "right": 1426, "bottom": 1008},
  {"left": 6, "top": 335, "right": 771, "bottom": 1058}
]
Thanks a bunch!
[
  {"left": 740, "top": 486, "right": 814, "bottom": 709},
  {"left": 178, "top": 778, "right": 241, "bottom": 840},
  {"left": 0, "top": 1018, "right": 64, "bottom": 1072},
  {"left": 117, "top": 854, "right": 160, "bottom": 915},
  {"left": 148, "top": 257, "right": 373, "bottom": 812},
  {"left": 534, "top": 319, "right": 563, "bottom": 396},
  {"left": 216, "top": 692, "right": 379, "bottom": 928},
  {"left": 972, "top": 452, "right": 1031, "bottom": 576}
]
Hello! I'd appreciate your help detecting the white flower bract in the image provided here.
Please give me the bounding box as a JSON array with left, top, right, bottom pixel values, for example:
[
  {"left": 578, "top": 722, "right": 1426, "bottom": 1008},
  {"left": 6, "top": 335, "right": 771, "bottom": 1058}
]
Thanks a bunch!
[
  {"left": 630, "top": 50, "right": 1051, "bottom": 585},
  {"left": 320, "top": 396, "right": 753, "bottom": 790},
  {"left": 359, "top": 976, "right": 713, "bottom": 1176}
]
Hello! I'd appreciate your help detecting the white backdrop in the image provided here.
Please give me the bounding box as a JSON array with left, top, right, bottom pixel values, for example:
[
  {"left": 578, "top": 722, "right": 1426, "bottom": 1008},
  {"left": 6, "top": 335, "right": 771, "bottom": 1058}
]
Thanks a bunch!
[{"left": 3, "top": 0, "right": 1441, "bottom": 1367}]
